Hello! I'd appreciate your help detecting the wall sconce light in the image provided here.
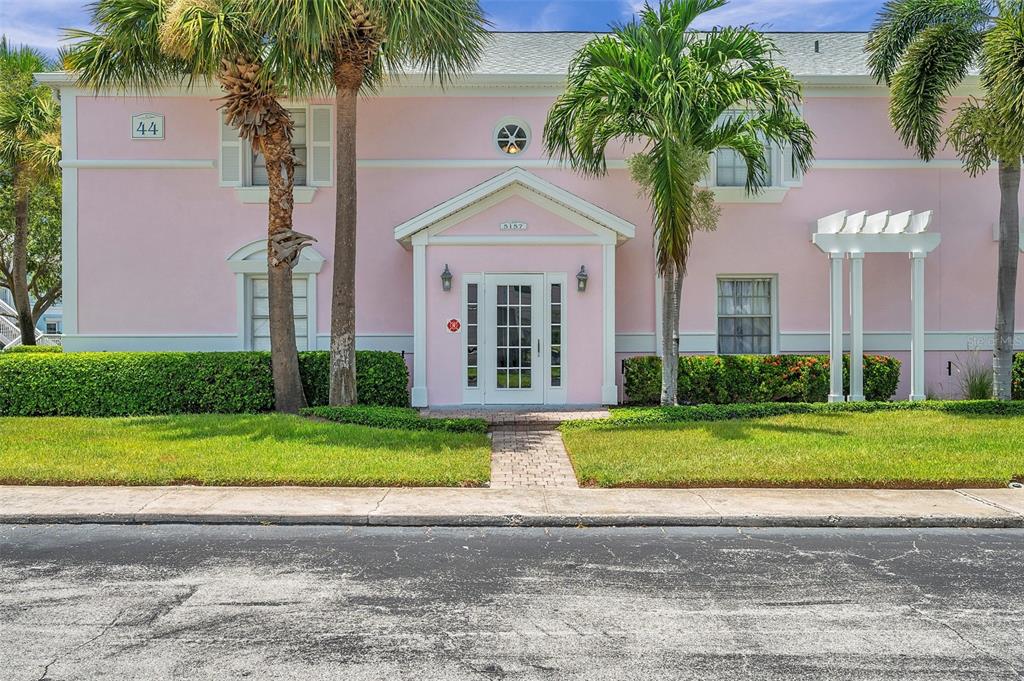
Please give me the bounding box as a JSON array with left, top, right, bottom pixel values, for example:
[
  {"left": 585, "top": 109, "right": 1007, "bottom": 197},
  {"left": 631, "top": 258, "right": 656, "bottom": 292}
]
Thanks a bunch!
[
  {"left": 576, "top": 265, "right": 589, "bottom": 292},
  {"left": 441, "top": 264, "right": 453, "bottom": 292}
]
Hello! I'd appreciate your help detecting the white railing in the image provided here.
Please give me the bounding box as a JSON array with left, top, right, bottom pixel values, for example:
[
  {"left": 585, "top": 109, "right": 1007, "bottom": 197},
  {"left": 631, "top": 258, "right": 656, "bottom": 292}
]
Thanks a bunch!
[{"left": 0, "top": 297, "right": 61, "bottom": 349}]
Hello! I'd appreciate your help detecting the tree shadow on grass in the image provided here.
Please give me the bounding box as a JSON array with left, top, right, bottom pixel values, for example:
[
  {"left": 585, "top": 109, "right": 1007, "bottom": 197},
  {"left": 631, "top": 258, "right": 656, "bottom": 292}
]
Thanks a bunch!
[
  {"left": 112, "top": 414, "right": 487, "bottom": 456},
  {"left": 638, "top": 420, "right": 848, "bottom": 442}
]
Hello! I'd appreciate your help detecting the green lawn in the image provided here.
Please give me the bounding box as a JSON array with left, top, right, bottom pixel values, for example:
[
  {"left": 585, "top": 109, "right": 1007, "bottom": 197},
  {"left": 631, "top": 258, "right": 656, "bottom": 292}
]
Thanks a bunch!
[
  {"left": 562, "top": 410, "right": 1024, "bottom": 488},
  {"left": 0, "top": 415, "right": 491, "bottom": 486}
]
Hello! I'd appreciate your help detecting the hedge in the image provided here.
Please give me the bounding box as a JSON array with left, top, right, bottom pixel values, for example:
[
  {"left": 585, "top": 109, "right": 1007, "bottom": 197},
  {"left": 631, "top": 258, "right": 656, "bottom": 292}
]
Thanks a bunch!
[
  {"left": 303, "top": 405, "right": 488, "bottom": 434},
  {"left": 623, "top": 354, "right": 901, "bottom": 405},
  {"left": 0, "top": 350, "right": 409, "bottom": 416},
  {"left": 1, "top": 345, "right": 63, "bottom": 354},
  {"left": 564, "top": 399, "right": 1024, "bottom": 430},
  {"left": 1015, "top": 353, "right": 1024, "bottom": 400}
]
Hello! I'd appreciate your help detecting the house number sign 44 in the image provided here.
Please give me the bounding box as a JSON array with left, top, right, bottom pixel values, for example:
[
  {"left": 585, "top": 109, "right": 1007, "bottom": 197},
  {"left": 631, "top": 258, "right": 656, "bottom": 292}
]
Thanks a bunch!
[{"left": 132, "top": 113, "right": 165, "bottom": 140}]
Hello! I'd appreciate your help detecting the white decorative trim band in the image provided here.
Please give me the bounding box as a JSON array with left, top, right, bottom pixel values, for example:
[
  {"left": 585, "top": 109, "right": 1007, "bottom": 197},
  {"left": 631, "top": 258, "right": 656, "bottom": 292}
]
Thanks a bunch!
[
  {"left": 235, "top": 186, "right": 318, "bottom": 204},
  {"left": 616, "top": 332, "right": 1024, "bottom": 355},
  {"left": 61, "top": 159, "right": 216, "bottom": 170}
]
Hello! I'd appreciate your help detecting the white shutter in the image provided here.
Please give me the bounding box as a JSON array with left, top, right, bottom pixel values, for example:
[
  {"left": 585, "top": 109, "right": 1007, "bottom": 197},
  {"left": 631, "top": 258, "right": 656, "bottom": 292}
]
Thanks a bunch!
[
  {"left": 219, "top": 112, "right": 244, "bottom": 186},
  {"left": 309, "top": 105, "right": 333, "bottom": 186},
  {"left": 781, "top": 143, "right": 803, "bottom": 187}
]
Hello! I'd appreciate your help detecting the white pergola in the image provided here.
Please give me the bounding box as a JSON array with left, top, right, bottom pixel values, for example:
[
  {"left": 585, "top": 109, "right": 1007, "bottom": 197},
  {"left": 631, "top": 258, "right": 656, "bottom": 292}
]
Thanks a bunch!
[{"left": 812, "top": 210, "right": 941, "bottom": 403}]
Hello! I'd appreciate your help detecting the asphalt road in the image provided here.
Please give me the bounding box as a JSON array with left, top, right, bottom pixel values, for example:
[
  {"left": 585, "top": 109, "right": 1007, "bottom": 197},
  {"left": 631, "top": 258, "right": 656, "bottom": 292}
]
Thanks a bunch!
[{"left": 1, "top": 525, "right": 1022, "bottom": 680}]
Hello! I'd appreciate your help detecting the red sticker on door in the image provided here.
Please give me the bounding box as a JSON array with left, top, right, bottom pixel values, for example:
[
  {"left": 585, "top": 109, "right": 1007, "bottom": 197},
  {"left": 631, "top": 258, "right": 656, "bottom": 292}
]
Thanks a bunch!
[{"left": 447, "top": 319, "right": 462, "bottom": 333}]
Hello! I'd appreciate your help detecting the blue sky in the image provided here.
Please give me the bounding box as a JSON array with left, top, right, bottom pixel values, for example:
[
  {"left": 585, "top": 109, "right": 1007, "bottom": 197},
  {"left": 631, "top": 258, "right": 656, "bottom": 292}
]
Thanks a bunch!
[{"left": 1, "top": 0, "right": 885, "bottom": 56}]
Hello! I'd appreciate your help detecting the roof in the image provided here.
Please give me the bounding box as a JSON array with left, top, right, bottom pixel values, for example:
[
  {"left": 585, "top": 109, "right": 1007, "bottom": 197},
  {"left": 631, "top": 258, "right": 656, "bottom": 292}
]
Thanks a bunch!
[{"left": 459, "top": 31, "right": 873, "bottom": 78}]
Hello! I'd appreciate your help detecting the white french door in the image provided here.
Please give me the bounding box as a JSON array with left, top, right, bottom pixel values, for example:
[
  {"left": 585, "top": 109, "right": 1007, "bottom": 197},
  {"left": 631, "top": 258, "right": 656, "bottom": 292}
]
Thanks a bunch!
[{"left": 484, "top": 274, "right": 545, "bottom": 404}]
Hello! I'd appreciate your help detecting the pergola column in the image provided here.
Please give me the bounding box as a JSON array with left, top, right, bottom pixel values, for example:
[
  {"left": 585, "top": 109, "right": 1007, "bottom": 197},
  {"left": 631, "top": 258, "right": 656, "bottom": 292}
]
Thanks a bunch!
[
  {"left": 848, "top": 252, "right": 865, "bottom": 402},
  {"left": 828, "top": 252, "right": 845, "bottom": 403},
  {"left": 909, "top": 252, "right": 927, "bottom": 401}
]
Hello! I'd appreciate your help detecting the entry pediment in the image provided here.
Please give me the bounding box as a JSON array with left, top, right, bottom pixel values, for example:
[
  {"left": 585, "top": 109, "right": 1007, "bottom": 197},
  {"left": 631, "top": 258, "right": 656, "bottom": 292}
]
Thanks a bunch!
[{"left": 394, "top": 167, "right": 636, "bottom": 247}]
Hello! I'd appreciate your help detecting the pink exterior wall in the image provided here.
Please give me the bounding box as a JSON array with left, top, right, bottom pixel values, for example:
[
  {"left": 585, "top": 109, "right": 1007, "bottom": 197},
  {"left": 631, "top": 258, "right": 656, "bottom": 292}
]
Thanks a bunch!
[{"left": 68, "top": 91, "right": 1024, "bottom": 403}]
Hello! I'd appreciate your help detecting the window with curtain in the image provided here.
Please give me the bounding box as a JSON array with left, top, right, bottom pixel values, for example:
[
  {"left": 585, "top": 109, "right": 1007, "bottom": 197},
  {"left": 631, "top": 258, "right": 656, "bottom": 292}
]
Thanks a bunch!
[{"left": 717, "top": 278, "right": 774, "bottom": 354}]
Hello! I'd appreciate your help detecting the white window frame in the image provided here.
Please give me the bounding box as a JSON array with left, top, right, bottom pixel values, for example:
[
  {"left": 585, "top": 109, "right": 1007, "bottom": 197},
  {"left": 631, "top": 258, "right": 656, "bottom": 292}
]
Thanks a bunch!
[
  {"left": 462, "top": 273, "right": 483, "bottom": 404},
  {"left": 243, "top": 274, "right": 312, "bottom": 352},
  {"left": 703, "top": 107, "right": 804, "bottom": 203},
  {"left": 227, "top": 239, "right": 323, "bottom": 351},
  {"left": 715, "top": 274, "right": 779, "bottom": 355},
  {"left": 220, "top": 102, "right": 332, "bottom": 203},
  {"left": 493, "top": 117, "right": 532, "bottom": 157},
  {"left": 248, "top": 105, "right": 310, "bottom": 189}
]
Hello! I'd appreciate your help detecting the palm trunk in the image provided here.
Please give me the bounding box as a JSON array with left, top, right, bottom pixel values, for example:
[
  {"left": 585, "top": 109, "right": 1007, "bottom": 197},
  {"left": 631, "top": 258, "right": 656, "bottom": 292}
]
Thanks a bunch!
[
  {"left": 329, "top": 73, "right": 361, "bottom": 406},
  {"left": 993, "top": 159, "right": 1021, "bottom": 400},
  {"left": 660, "top": 262, "right": 681, "bottom": 406},
  {"left": 262, "top": 124, "right": 307, "bottom": 414},
  {"left": 11, "top": 166, "right": 36, "bottom": 346}
]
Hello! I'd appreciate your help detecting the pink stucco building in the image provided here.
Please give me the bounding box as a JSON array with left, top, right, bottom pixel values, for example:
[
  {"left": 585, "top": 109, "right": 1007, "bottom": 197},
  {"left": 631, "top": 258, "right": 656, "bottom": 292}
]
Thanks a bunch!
[{"left": 40, "top": 32, "right": 1024, "bottom": 406}]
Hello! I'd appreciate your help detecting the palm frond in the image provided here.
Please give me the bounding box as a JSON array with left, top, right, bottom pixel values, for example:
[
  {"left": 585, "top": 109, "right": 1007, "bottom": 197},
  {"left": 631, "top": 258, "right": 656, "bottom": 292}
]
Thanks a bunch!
[
  {"left": 867, "top": 0, "right": 992, "bottom": 85},
  {"left": 947, "top": 98, "right": 999, "bottom": 174},
  {"left": 63, "top": 0, "right": 182, "bottom": 93},
  {"left": 889, "top": 21, "right": 982, "bottom": 160},
  {"left": 981, "top": 5, "right": 1024, "bottom": 157}
]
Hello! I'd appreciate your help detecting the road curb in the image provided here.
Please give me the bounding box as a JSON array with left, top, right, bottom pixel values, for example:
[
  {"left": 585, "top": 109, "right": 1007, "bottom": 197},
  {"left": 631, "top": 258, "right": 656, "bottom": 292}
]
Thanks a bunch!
[{"left": 4, "top": 512, "right": 1023, "bottom": 528}]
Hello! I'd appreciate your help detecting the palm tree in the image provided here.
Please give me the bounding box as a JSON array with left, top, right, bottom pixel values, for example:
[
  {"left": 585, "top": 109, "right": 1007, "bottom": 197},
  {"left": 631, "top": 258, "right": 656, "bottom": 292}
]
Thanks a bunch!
[
  {"left": 64, "top": 0, "right": 315, "bottom": 412},
  {"left": 255, "top": 0, "right": 489, "bottom": 405},
  {"left": 867, "top": 0, "right": 1024, "bottom": 400},
  {"left": 544, "top": 0, "right": 814, "bottom": 405},
  {"left": 0, "top": 38, "right": 61, "bottom": 346}
]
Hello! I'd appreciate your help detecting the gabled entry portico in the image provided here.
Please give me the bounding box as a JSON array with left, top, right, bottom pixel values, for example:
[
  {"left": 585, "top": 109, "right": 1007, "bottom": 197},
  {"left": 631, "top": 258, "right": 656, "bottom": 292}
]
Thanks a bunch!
[{"left": 395, "top": 168, "right": 635, "bottom": 407}]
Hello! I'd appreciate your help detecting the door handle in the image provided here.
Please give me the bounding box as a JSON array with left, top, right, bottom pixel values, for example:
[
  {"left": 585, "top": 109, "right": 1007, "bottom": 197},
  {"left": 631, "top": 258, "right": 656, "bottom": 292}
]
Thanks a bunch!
[{"left": 537, "top": 338, "right": 541, "bottom": 354}]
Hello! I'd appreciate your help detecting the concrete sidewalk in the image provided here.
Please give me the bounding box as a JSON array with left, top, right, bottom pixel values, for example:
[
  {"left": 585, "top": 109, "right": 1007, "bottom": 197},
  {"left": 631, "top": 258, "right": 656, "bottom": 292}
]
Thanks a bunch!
[{"left": 2, "top": 485, "right": 1023, "bottom": 528}]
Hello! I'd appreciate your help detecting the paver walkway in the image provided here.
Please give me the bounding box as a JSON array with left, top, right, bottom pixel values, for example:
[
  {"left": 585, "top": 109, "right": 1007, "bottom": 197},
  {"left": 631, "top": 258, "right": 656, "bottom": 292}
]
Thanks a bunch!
[{"left": 422, "top": 407, "right": 609, "bottom": 489}]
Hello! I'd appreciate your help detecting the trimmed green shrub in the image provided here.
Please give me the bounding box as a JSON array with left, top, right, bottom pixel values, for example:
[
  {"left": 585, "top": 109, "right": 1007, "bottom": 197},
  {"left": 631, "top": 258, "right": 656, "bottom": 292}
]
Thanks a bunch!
[
  {"left": 623, "top": 354, "right": 901, "bottom": 405},
  {"left": 303, "top": 405, "right": 488, "bottom": 434},
  {"left": 565, "top": 399, "right": 1024, "bottom": 430},
  {"left": 297, "top": 351, "right": 410, "bottom": 408},
  {"left": 1, "top": 345, "right": 63, "bottom": 354},
  {"left": 1014, "top": 353, "right": 1023, "bottom": 400},
  {"left": 0, "top": 350, "right": 408, "bottom": 416}
]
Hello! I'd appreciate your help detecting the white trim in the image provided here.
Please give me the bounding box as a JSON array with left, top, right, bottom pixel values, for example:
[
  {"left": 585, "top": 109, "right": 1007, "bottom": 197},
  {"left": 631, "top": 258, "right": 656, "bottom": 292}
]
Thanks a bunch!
[
  {"left": 394, "top": 167, "right": 636, "bottom": 244},
  {"left": 226, "top": 239, "right": 325, "bottom": 274},
  {"left": 828, "top": 253, "right": 845, "bottom": 403},
  {"left": 910, "top": 253, "right": 927, "bottom": 401},
  {"left": 710, "top": 187, "right": 791, "bottom": 204},
  {"left": 63, "top": 334, "right": 240, "bottom": 352},
  {"left": 234, "top": 186, "right": 318, "bottom": 204},
  {"left": 60, "top": 159, "right": 215, "bottom": 170},
  {"left": 623, "top": 331, "right": 1024, "bottom": 354},
  {"left": 601, "top": 243, "right": 617, "bottom": 404},
  {"left": 315, "top": 334, "right": 415, "bottom": 353},
  {"left": 812, "top": 159, "right": 969, "bottom": 170},
  {"left": 411, "top": 242, "right": 428, "bottom": 407},
  {"left": 546, "top": 272, "right": 569, "bottom": 406},
  {"left": 461, "top": 274, "right": 484, "bottom": 405},
  {"left": 428, "top": 235, "right": 611, "bottom": 246},
  {"left": 61, "top": 88, "right": 78, "bottom": 336},
  {"left": 848, "top": 252, "right": 865, "bottom": 402},
  {"left": 36, "top": 70, "right": 986, "bottom": 96}
]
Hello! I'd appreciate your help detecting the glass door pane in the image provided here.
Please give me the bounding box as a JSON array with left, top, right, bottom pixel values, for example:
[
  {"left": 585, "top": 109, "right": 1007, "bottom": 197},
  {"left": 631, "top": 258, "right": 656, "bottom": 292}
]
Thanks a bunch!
[{"left": 495, "top": 284, "right": 533, "bottom": 390}]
